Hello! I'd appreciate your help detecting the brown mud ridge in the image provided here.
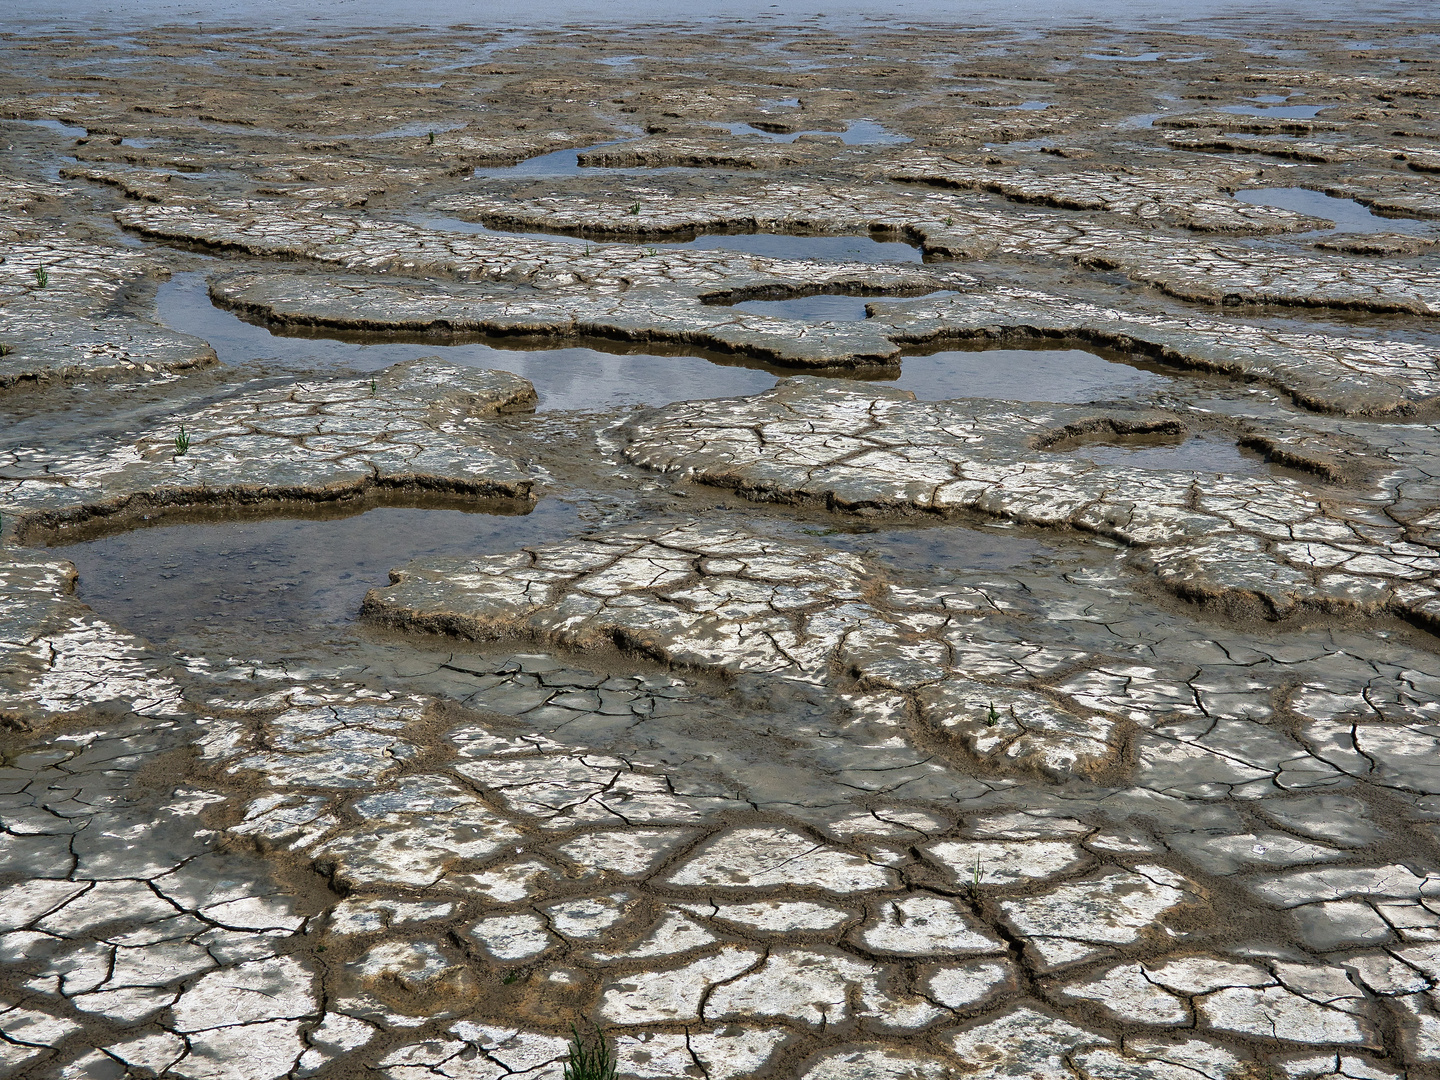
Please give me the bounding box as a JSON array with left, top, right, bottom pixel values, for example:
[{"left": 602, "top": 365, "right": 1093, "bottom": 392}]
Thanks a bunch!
[{"left": 3, "top": 16, "right": 1440, "bottom": 1080}]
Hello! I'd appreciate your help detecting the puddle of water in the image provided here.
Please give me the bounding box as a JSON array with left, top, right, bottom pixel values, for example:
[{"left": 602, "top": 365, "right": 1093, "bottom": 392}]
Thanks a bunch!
[
  {"left": 834, "top": 120, "right": 912, "bottom": 145},
  {"left": 157, "top": 271, "right": 776, "bottom": 410},
  {"left": 1116, "top": 112, "right": 1166, "bottom": 129},
  {"left": 414, "top": 215, "right": 923, "bottom": 264},
  {"left": 1016, "top": 100, "right": 1050, "bottom": 110},
  {"left": 715, "top": 119, "right": 910, "bottom": 144},
  {"left": 60, "top": 500, "right": 583, "bottom": 645},
  {"left": 1051, "top": 433, "right": 1262, "bottom": 473},
  {"left": 1084, "top": 51, "right": 1164, "bottom": 61},
  {"left": 1219, "top": 103, "right": 1329, "bottom": 119},
  {"left": 735, "top": 294, "right": 874, "bottom": 321},
  {"left": 791, "top": 519, "right": 1053, "bottom": 575},
  {"left": 889, "top": 347, "right": 1174, "bottom": 403},
  {"left": 410, "top": 213, "right": 591, "bottom": 246},
  {"left": 1234, "top": 187, "right": 1437, "bottom": 236},
  {"left": 6, "top": 117, "right": 87, "bottom": 138},
  {"left": 981, "top": 137, "right": 1054, "bottom": 151},
  {"left": 472, "top": 139, "right": 633, "bottom": 178},
  {"left": 365, "top": 120, "right": 468, "bottom": 140},
  {"left": 1083, "top": 51, "right": 1204, "bottom": 62},
  {"left": 492, "top": 349, "right": 777, "bottom": 410},
  {"left": 159, "top": 273, "right": 1190, "bottom": 411}
]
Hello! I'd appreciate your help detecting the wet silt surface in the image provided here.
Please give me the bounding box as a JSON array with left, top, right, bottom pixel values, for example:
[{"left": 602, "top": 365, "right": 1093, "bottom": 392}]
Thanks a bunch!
[{"left": 4, "top": 18, "right": 1440, "bottom": 1080}]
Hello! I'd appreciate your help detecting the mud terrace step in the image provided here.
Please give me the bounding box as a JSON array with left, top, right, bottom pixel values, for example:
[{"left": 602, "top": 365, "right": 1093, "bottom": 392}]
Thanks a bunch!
[
  {"left": 6, "top": 17, "right": 1440, "bottom": 1080},
  {"left": 0, "top": 231, "right": 216, "bottom": 393},
  {"left": 617, "top": 380, "right": 1440, "bottom": 628},
  {"left": 0, "top": 359, "right": 536, "bottom": 543}
]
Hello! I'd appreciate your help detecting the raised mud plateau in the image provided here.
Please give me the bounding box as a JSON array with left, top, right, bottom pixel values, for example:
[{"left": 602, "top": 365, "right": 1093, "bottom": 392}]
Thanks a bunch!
[{"left": 3, "top": 14, "right": 1440, "bottom": 1080}]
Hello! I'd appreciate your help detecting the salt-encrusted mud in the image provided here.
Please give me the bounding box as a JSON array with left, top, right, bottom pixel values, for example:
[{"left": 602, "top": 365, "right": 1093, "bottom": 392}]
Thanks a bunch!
[
  {"left": 205, "top": 269, "right": 953, "bottom": 368},
  {"left": 117, "top": 190, "right": 1440, "bottom": 317},
  {"left": 617, "top": 379, "right": 1440, "bottom": 627},
  {"left": 873, "top": 288, "right": 1440, "bottom": 417},
  {"left": 213, "top": 274, "right": 1440, "bottom": 409},
  {"left": 436, "top": 167, "right": 1329, "bottom": 238},
  {"left": 0, "top": 553, "right": 182, "bottom": 730},
  {"left": 0, "top": 359, "right": 535, "bottom": 545},
  {"left": 0, "top": 218, "right": 217, "bottom": 393},
  {"left": 4, "top": 16, "right": 1440, "bottom": 1080}
]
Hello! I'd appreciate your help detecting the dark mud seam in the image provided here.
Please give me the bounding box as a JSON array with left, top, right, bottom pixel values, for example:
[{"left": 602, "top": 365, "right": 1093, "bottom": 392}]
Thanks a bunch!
[
  {"left": 697, "top": 278, "right": 943, "bottom": 304},
  {"left": 467, "top": 214, "right": 932, "bottom": 251},
  {"left": 1030, "top": 416, "right": 1188, "bottom": 450}
]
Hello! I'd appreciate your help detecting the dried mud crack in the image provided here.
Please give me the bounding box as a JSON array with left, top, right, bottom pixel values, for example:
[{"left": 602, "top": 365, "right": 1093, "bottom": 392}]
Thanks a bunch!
[{"left": 3, "top": 15, "right": 1440, "bottom": 1080}]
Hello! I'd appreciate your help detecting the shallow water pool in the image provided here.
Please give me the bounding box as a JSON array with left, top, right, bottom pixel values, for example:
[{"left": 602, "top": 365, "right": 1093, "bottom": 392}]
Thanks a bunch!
[
  {"left": 1234, "top": 187, "right": 1436, "bottom": 236},
  {"left": 60, "top": 499, "right": 583, "bottom": 646},
  {"left": 157, "top": 272, "right": 778, "bottom": 410},
  {"left": 886, "top": 346, "right": 1176, "bottom": 403}
]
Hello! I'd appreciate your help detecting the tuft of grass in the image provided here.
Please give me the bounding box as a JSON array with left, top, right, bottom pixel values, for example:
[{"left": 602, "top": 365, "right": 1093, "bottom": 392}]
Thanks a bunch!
[
  {"left": 645, "top": 246, "right": 658, "bottom": 256},
  {"left": 985, "top": 701, "right": 999, "bottom": 727},
  {"left": 428, "top": 130, "right": 436, "bottom": 144},
  {"left": 968, "top": 855, "right": 983, "bottom": 901},
  {"left": 944, "top": 216, "right": 953, "bottom": 227},
  {"left": 33, "top": 265, "right": 48, "bottom": 289},
  {"left": 0, "top": 343, "right": 12, "bottom": 357},
  {"left": 563, "top": 1023, "right": 617, "bottom": 1080},
  {"left": 627, "top": 202, "right": 640, "bottom": 215},
  {"left": 174, "top": 424, "right": 190, "bottom": 456},
  {"left": 370, "top": 377, "right": 378, "bottom": 395}
]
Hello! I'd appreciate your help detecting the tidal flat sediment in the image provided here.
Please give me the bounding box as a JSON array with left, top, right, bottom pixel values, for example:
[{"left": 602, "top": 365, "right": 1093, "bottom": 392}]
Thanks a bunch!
[{"left": 3, "top": 18, "right": 1440, "bottom": 1080}]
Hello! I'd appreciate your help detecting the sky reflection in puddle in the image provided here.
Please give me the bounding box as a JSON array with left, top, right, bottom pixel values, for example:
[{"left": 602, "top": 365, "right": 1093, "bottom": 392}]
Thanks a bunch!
[
  {"left": 1234, "top": 187, "right": 1437, "bottom": 236},
  {"left": 60, "top": 499, "right": 583, "bottom": 645}
]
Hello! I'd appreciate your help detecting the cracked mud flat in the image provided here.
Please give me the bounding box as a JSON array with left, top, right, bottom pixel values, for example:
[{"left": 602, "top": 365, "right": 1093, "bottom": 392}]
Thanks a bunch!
[{"left": 5, "top": 13, "right": 1440, "bottom": 1080}]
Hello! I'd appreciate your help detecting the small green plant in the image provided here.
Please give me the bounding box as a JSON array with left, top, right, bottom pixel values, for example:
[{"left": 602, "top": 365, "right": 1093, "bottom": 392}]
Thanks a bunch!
[
  {"left": 502, "top": 971, "right": 519, "bottom": 985},
  {"left": 944, "top": 216, "right": 953, "bottom": 227},
  {"left": 370, "top": 377, "right": 378, "bottom": 395},
  {"left": 33, "top": 265, "right": 48, "bottom": 289},
  {"left": 174, "top": 424, "right": 190, "bottom": 456},
  {"left": 584, "top": 244, "right": 591, "bottom": 256},
  {"left": 645, "top": 246, "right": 658, "bottom": 256},
  {"left": 969, "top": 855, "right": 983, "bottom": 900},
  {"left": 563, "top": 1023, "right": 617, "bottom": 1080},
  {"left": 986, "top": 701, "right": 999, "bottom": 727},
  {"left": 0, "top": 343, "right": 12, "bottom": 357},
  {"left": 428, "top": 130, "right": 436, "bottom": 144},
  {"left": 628, "top": 202, "right": 640, "bottom": 215}
]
